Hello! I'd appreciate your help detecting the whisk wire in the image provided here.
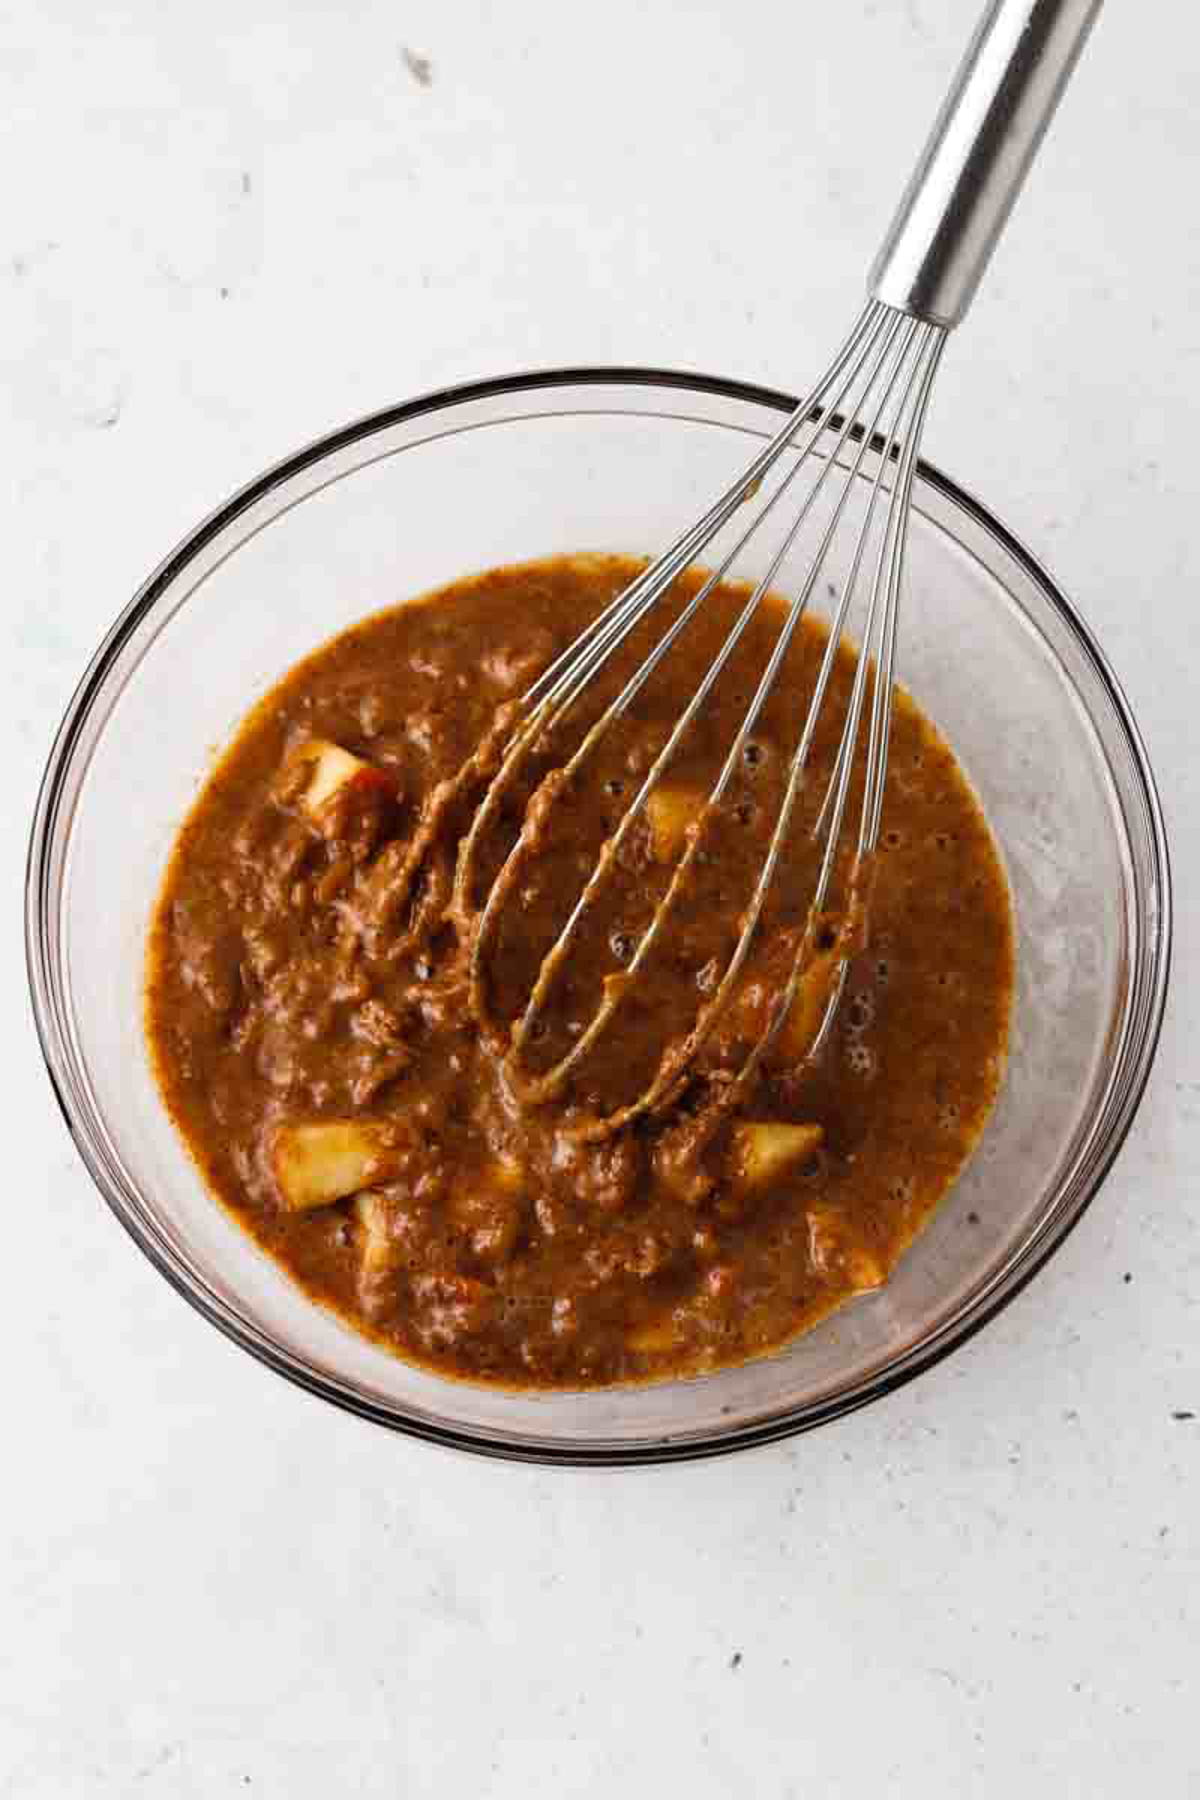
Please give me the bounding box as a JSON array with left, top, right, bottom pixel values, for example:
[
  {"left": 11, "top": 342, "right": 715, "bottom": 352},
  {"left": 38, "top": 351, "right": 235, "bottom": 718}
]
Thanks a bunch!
[
  {"left": 559, "top": 318, "right": 946, "bottom": 1128},
  {"left": 862, "top": 334, "right": 946, "bottom": 850},
  {"left": 493, "top": 312, "right": 911, "bottom": 1087},
  {"left": 498, "top": 313, "right": 925, "bottom": 1106},
  {"left": 531, "top": 305, "right": 893, "bottom": 729},
  {"left": 524, "top": 302, "right": 883, "bottom": 714},
  {"left": 458, "top": 305, "right": 896, "bottom": 1032},
  {"left": 753, "top": 324, "right": 947, "bottom": 1077},
  {"left": 460, "top": 303, "right": 947, "bottom": 1131}
]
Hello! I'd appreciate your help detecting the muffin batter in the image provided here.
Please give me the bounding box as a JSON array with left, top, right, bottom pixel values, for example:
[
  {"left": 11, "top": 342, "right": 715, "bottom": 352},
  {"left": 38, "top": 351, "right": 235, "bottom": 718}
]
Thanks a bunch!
[{"left": 145, "top": 554, "right": 1013, "bottom": 1387}]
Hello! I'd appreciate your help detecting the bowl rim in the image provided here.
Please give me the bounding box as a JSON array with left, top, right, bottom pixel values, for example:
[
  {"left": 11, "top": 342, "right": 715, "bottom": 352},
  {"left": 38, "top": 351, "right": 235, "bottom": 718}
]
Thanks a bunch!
[{"left": 25, "top": 364, "right": 1173, "bottom": 1465}]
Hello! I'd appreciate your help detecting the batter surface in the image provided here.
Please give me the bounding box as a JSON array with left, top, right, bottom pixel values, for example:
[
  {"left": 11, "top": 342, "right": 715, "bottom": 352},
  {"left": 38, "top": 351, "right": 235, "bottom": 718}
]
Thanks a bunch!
[{"left": 146, "top": 554, "right": 1013, "bottom": 1387}]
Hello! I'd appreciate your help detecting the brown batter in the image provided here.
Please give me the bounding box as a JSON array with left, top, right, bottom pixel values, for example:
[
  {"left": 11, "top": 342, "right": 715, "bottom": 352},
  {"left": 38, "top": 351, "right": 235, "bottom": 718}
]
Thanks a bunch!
[{"left": 145, "top": 554, "right": 1013, "bottom": 1387}]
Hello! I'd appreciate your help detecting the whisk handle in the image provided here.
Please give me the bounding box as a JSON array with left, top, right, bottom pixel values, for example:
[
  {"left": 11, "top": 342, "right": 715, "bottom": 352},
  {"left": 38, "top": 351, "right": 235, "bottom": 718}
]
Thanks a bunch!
[{"left": 868, "top": 0, "right": 1102, "bottom": 328}]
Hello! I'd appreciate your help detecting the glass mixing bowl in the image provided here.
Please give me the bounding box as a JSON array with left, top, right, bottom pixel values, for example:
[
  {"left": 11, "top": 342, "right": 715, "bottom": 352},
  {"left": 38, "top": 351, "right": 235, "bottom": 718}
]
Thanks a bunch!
[{"left": 26, "top": 370, "right": 1171, "bottom": 1465}]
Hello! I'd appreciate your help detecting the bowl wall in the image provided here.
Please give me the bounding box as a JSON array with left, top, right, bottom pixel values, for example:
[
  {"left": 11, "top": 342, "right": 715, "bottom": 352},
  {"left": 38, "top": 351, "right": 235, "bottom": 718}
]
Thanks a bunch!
[{"left": 28, "top": 372, "right": 1170, "bottom": 1461}]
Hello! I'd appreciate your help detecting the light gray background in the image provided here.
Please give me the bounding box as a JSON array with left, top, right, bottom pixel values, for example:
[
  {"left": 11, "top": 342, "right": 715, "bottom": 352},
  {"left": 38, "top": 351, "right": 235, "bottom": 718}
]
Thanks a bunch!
[{"left": 4, "top": 2, "right": 1196, "bottom": 1794}]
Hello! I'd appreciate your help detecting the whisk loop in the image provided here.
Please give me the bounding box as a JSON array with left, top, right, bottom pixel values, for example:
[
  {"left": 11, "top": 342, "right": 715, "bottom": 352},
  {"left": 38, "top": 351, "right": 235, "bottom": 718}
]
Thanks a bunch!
[{"left": 453, "top": 302, "right": 945, "bottom": 1134}]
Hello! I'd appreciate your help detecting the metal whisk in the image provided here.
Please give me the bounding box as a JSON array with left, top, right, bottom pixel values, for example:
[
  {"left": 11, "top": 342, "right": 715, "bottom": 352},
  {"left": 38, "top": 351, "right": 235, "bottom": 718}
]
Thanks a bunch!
[{"left": 455, "top": 0, "right": 1102, "bottom": 1136}]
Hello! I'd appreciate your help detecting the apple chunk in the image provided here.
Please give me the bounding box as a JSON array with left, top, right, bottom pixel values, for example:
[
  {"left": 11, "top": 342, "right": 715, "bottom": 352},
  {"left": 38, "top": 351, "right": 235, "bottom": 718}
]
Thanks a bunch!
[
  {"left": 807, "top": 1204, "right": 886, "bottom": 1292},
  {"left": 644, "top": 786, "right": 703, "bottom": 863},
  {"left": 355, "top": 1190, "right": 395, "bottom": 1277},
  {"left": 269, "top": 1120, "right": 399, "bottom": 1212},
  {"left": 773, "top": 943, "right": 844, "bottom": 1066},
  {"left": 285, "top": 738, "right": 397, "bottom": 827},
  {"left": 729, "top": 1121, "right": 824, "bottom": 1192}
]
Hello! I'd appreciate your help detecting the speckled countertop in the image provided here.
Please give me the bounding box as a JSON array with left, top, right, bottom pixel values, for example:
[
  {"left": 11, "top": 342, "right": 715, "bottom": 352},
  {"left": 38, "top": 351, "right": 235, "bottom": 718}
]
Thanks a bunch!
[{"left": 4, "top": 2, "right": 1197, "bottom": 1794}]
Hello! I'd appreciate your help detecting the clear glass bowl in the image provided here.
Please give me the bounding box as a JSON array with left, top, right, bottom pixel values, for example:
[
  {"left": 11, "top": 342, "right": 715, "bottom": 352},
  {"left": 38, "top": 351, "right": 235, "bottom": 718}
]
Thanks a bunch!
[{"left": 26, "top": 370, "right": 1171, "bottom": 1465}]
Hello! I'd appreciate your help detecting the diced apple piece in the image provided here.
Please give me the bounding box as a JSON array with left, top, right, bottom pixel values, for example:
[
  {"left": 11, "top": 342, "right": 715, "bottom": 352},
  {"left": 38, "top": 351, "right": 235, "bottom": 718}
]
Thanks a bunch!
[
  {"left": 774, "top": 943, "right": 843, "bottom": 1065},
  {"left": 355, "top": 1190, "right": 405, "bottom": 1319},
  {"left": 291, "top": 739, "right": 368, "bottom": 811},
  {"left": 730, "top": 1121, "right": 824, "bottom": 1192},
  {"left": 355, "top": 1190, "right": 395, "bottom": 1278},
  {"left": 644, "top": 786, "right": 703, "bottom": 863},
  {"left": 845, "top": 1248, "right": 886, "bottom": 1293},
  {"left": 286, "top": 738, "right": 397, "bottom": 826},
  {"left": 270, "top": 1120, "right": 398, "bottom": 1211},
  {"left": 807, "top": 1205, "right": 841, "bottom": 1276},
  {"left": 652, "top": 1118, "right": 717, "bottom": 1205},
  {"left": 626, "top": 1313, "right": 678, "bottom": 1355},
  {"left": 807, "top": 1204, "right": 885, "bottom": 1292}
]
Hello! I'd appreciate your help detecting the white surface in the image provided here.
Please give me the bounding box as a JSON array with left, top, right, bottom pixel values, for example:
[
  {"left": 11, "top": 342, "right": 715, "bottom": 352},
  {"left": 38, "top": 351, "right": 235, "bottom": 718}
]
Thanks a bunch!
[{"left": 2, "top": 1, "right": 1196, "bottom": 1793}]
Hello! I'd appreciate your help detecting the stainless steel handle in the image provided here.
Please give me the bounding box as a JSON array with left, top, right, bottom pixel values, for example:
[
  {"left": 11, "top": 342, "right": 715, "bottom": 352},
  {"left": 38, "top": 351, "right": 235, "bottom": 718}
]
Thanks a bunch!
[{"left": 868, "top": 0, "right": 1102, "bottom": 328}]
